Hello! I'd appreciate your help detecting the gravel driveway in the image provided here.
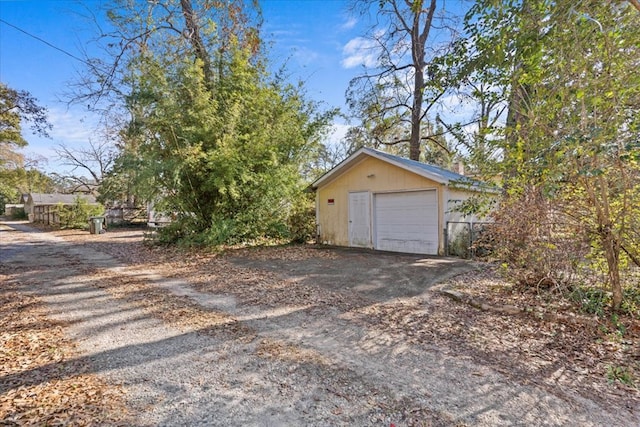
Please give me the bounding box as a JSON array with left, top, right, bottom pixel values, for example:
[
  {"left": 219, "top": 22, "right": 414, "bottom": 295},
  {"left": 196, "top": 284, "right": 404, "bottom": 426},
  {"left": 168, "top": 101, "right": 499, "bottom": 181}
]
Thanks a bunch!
[{"left": 1, "top": 221, "right": 637, "bottom": 426}]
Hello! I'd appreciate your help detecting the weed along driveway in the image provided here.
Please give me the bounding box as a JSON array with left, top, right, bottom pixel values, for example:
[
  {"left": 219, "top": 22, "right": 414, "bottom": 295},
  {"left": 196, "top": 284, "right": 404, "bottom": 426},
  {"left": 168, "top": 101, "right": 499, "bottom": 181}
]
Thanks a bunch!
[{"left": 1, "top": 221, "right": 638, "bottom": 426}]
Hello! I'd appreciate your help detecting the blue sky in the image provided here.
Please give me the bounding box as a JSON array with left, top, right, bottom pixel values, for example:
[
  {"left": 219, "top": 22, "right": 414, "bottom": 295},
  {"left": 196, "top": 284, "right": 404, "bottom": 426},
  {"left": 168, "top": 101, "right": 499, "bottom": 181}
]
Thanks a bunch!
[
  {"left": 0, "top": 0, "right": 471, "bottom": 175},
  {"left": 0, "top": 0, "right": 370, "bottom": 174}
]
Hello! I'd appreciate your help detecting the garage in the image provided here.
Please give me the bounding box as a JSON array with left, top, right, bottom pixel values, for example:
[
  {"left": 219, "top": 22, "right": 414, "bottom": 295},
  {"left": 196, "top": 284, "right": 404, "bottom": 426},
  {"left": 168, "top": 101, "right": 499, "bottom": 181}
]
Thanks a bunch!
[
  {"left": 374, "top": 190, "right": 438, "bottom": 255},
  {"left": 312, "top": 147, "right": 493, "bottom": 255}
]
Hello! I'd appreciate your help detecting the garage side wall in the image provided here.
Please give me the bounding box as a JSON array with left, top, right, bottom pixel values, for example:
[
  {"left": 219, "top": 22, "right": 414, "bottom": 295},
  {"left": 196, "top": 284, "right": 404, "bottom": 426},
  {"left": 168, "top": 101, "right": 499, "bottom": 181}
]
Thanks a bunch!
[
  {"left": 445, "top": 188, "right": 489, "bottom": 224},
  {"left": 316, "top": 156, "right": 442, "bottom": 248},
  {"left": 444, "top": 188, "right": 497, "bottom": 256}
]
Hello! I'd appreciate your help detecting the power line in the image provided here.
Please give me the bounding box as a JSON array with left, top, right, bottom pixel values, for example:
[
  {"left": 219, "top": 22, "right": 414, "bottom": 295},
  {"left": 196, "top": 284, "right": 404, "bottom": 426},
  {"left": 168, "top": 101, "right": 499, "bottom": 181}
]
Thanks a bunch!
[{"left": 0, "top": 18, "right": 92, "bottom": 67}]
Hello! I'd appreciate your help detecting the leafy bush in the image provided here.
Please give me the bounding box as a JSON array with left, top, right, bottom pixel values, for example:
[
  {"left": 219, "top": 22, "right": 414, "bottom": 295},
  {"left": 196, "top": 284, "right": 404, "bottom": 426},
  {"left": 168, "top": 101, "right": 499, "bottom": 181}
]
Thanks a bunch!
[
  {"left": 621, "top": 285, "right": 640, "bottom": 318},
  {"left": 569, "top": 286, "right": 609, "bottom": 316},
  {"left": 57, "top": 197, "right": 104, "bottom": 229},
  {"left": 155, "top": 216, "right": 239, "bottom": 247},
  {"left": 153, "top": 194, "right": 317, "bottom": 248},
  {"left": 448, "top": 227, "right": 471, "bottom": 258},
  {"left": 606, "top": 365, "right": 635, "bottom": 387},
  {"left": 10, "top": 207, "right": 27, "bottom": 220},
  {"left": 287, "top": 193, "right": 316, "bottom": 244}
]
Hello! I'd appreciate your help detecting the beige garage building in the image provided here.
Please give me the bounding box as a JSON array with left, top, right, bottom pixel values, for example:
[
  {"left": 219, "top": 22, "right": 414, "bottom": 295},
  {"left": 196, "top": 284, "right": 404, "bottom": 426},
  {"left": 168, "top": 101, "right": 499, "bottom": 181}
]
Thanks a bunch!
[{"left": 311, "top": 147, "right": 493, "bottom": 255}]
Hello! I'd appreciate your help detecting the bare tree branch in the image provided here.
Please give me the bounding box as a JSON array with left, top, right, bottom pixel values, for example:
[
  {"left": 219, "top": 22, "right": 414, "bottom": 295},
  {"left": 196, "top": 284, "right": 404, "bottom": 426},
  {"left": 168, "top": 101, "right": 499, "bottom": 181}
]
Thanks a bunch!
[
  {"left": 55, "top": 139, "right": 115, "bottom": 188},
  {"left": 346, "top": 0, "right": 455, "bottom": 161}
]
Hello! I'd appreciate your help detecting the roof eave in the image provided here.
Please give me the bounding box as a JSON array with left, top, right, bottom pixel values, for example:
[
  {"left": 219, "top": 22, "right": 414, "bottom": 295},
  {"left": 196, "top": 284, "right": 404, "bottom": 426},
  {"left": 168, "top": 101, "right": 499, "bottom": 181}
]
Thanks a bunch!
[
  {"left": 311, "top": 147, "right": 450, "bottom": 189},
  {"left": 310, "top": 147, "right": 499, "bottom": 192}
]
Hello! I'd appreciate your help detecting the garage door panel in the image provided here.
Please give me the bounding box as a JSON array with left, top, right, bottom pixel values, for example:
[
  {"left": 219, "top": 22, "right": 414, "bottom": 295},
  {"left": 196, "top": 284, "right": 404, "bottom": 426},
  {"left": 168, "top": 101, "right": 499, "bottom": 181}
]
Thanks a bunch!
[
  {"left": 376, "top": 238, "right": 438, "bottom": 254},
  {"left": 374, "top": 190, "right": 438, "bottom": 255}
]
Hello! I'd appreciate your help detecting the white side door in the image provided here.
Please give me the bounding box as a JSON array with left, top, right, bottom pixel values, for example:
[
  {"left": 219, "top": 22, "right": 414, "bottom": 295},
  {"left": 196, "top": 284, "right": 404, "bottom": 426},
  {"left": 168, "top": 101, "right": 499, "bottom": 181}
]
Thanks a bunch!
[{"left": 348, "top": 191, "right": 371, "bottom": 248}]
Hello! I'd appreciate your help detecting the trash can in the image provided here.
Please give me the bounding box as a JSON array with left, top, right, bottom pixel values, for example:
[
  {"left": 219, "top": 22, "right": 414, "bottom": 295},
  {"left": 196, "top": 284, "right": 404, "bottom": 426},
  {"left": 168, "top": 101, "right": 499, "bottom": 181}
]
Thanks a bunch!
[{"left": 89, "top": 216, "right": 105, "bottom": 234}]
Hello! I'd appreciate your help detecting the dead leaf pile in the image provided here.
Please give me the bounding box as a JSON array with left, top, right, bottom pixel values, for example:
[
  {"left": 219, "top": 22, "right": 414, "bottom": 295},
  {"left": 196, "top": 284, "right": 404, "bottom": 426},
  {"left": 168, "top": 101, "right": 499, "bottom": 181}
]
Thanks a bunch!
[
  {"left": 88, "top": 268, "right": 253, "bottom": 339},
  {"left": 351, "top": 272, "right": 639, "bottom": 411},
  {"left": 42, "top": 226, "right": 640, "bottom": 417},
  {"left": 176, "top": 258, "right": 369, "bottom": 312},
  {"left": 256, "top": 338, "right": 332, "bottom": 366},
  {"left": 0, "top": 276, "right": 130, "bottom": 425},
  {"left": 229, "top": 245, "right": 339, "bottom": 261}
]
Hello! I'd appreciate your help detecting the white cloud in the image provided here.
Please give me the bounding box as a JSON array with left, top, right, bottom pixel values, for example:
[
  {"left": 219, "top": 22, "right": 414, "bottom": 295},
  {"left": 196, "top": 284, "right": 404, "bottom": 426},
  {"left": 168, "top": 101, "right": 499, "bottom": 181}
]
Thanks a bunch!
[
  {"left": 292, "top": 46, "right": 321, "bottom": 66},
  {"left": 327, "top": 122, "right": 350, "bottom": 146},
  {"left": 341, "top": 17, "right": 358, "bottom": 31},
  {"left": 47, "top": 107, "right": 100, "bottom": 146},
  {"left": 341, "top": 36, "right": 379, "bottom": 69}
]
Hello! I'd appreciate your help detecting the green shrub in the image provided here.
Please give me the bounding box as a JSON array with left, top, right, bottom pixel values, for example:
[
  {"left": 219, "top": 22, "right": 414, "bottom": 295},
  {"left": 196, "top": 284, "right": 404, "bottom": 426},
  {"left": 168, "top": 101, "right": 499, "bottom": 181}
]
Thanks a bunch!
[
  {"left": 57, "top": 197, "right": 104, "bottom": 229},
  {"left": 150, "top": 191, "right": 317, "bottom": 248},
  {"left": 621, "top": 286, "right": 640, "bottom": 318},
  {"left": 569, "top": 286, "right": 609, "bottom": 316},
  {"left": 10, "top": 207, "right": 27, "bottom": 220},
  {"left": 287, "top": 193, "right": 316, "bottom": 244},
  {"left": 569, "top": 283, "right": 640, "bottom": 318},
  {"left": 448, "top": 227, "right": 471, "bottom": 258}
]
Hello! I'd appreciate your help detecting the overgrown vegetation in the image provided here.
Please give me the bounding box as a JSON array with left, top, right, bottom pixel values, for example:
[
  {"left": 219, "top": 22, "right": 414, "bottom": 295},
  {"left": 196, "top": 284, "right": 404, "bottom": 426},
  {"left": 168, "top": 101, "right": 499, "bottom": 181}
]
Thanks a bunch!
[
  {"left": 8, "top": 207, "right": 27, "bottom": 220},
  {"left": 82, "top": 0, "right": 335, "bottom": 247},
  {"left": 57, "top": 197, "right": 104, "bottom": 230},
  {"left": 286, "top": 192, "right": 317, "bottom": 244},
  {"left": 458, "top": 1, "right": 640, "bottom": 313}
]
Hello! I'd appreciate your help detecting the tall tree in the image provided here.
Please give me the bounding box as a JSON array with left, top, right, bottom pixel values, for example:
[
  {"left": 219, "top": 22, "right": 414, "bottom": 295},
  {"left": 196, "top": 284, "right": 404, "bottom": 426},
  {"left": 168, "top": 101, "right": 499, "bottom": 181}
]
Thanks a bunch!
[
  {"left": 534, "top": 1, "right": 640, "bottom": 310},
  {"left": 438, "top": 0, "right": 548, "bottom": 180},
  {"left": 343, "top": 117, "right": 452, "bottom": 167},
  {"left": 0, "top": 155, "right": 55, "bottom": 212},
  {"left": 0, "top": 83, "right": 52, "bottom": 208},
  {"left": 0, "top": 83, "right": 50, "bottom": 146},
  {"left": 459, "top": 0, "right": 640, "bottom": 310},
  {"left": 78, "top": 0, "right": 334, "bottom": 243},
  {"left": 346, "top": 0, "right": 454, "bottom": 161}
]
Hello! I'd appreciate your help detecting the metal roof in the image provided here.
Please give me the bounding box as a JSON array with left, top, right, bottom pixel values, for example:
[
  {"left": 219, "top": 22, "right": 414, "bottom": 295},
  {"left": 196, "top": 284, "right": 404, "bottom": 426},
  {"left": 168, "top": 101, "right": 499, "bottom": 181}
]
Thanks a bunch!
[
  {"left": 27, "top": 193, "right": 98, "bottom": 205},
  {"left": 311, "top": 147, "right": 490, "bottom": 191}
]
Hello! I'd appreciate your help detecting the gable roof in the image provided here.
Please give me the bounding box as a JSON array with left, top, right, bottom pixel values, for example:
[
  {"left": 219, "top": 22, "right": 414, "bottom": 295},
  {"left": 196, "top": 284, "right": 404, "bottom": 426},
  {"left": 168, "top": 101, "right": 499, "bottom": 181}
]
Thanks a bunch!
[
  {"left": 311, "top": 147, "right": 491, "bottom": 191},
  {"left": 27, "top": 193, "right": 98, "bottom": 206}
]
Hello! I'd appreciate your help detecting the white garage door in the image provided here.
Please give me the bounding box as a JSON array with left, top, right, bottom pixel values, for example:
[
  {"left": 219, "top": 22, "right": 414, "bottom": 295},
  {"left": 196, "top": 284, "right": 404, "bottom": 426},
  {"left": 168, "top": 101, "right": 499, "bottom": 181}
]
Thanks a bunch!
[{"left": 374, "top": 190, "right": 439, "bottom": 255}]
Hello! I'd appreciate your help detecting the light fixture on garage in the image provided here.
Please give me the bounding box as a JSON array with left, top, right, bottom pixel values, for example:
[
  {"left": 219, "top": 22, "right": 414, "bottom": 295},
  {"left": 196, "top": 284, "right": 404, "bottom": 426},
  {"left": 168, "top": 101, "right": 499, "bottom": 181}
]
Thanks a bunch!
[{"left": 367, "top": 174, "right": 375, "bottom": 178}]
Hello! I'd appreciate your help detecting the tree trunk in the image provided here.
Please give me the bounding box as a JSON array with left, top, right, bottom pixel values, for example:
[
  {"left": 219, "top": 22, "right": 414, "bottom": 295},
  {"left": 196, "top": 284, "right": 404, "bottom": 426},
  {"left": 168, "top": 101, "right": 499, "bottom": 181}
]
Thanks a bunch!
[
  {"left": 504, "top": 81, "right": 527, "bottom": 163},
  {"left": 408, "top": 0, "right": 437, "bottom": 161},
  {"left": 602, "top": 230, "right": 623, "bottom": 311},
  {"left": 503, "top": 0, "right": 540, "bottom": 182},
  {"left": 180, "top": 0, "right": 214, "bottom": 87},
  {"left": 410, "top": 75, "right": 424, "bottom": 161}
]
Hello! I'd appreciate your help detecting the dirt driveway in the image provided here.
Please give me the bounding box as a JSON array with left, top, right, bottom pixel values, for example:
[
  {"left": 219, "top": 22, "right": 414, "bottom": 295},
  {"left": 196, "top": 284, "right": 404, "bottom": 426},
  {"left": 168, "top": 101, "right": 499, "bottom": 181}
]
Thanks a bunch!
[
  {"left": 1, "top": 221, "right": 638, "bottom": 426},
  {"left": 227, "top": 247, "right": 477, "bottom": 302}
]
